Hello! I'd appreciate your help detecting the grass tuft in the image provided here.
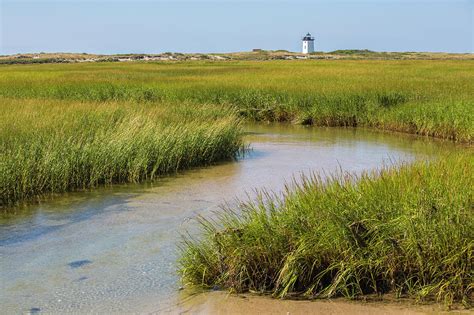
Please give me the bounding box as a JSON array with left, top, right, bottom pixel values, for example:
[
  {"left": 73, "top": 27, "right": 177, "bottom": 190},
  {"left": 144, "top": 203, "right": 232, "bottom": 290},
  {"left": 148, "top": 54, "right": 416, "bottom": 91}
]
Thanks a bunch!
[
  {"left": 0, "top": 99, "right": 242, "bottom": 206},
  {"left": 179, "top": 154, "right": 474, "bottom": 307}
]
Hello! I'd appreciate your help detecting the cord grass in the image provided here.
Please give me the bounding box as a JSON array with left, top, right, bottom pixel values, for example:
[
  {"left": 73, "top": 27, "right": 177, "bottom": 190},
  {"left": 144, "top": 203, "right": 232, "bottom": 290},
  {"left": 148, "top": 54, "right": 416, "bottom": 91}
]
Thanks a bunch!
[
  {"left": 0, "top": 60, "right": 472, "bottom": 142},
  {"left": 180, "top": 154, "right": 473, "bottom": 307},
  {"left": 0, "top": 99, "right": 242, "bottom": 206}
]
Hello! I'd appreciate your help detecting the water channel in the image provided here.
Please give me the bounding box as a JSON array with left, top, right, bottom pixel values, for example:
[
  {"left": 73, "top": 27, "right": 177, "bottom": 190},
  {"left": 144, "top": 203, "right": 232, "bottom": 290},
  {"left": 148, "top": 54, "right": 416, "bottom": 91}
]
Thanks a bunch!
[{"left": 0, "top": 124, "right": 459, "bottom": 314}]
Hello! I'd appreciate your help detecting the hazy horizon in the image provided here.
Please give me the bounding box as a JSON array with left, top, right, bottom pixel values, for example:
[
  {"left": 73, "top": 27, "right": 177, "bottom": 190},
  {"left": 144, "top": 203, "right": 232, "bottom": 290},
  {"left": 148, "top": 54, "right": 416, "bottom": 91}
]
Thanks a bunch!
[{"left": 1, "top": 0, "right": 473, "bottom": 55}]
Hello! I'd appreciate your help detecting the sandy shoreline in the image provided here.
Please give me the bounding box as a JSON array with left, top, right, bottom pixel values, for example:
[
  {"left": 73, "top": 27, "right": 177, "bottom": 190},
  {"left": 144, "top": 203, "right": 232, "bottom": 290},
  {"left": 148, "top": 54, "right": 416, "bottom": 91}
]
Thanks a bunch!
[{"left": 165, "top": 291, "right": 471, "bottom": 315}]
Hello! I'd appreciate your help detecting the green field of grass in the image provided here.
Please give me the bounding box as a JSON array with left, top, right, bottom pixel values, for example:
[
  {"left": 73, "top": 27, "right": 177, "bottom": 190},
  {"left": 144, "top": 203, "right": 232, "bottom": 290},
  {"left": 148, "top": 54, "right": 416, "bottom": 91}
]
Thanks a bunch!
[{"left": 0, "top": 60, "right": 472, "bottom": 142}]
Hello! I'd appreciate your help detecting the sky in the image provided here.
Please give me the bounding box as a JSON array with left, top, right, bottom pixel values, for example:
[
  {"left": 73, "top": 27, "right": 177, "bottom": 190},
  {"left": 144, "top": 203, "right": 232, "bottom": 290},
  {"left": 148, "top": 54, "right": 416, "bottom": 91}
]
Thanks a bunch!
[{"left": 1, "top": 0, "right": 473, "bottom": 55}]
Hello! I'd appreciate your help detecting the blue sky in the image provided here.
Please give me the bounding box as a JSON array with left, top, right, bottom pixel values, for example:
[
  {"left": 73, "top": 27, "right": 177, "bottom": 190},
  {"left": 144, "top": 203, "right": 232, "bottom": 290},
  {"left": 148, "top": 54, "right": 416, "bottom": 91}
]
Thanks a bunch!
[{"left": 1, "top": 0, "right": 472, "bottom": 54}]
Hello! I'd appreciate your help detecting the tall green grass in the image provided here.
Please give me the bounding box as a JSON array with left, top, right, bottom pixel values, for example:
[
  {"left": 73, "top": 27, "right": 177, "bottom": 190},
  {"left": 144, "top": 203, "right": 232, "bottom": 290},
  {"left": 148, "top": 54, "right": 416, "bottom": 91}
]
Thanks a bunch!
[
  {"left": 0, "top": 60, "right": 472, "bottom": 142},
  {"left": 0, "top": 99, "right": 242, "bottom": 206},
  {"left": 180, "top": 154, "right": 473, "bottom": 307}
]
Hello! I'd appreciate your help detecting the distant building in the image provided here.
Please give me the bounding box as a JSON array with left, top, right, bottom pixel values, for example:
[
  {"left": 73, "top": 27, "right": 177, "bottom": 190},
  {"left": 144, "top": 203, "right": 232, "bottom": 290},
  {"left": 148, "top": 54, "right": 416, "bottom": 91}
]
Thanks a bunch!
[{"left": 302, "top": 33, "right": 315, "bottom": 54}]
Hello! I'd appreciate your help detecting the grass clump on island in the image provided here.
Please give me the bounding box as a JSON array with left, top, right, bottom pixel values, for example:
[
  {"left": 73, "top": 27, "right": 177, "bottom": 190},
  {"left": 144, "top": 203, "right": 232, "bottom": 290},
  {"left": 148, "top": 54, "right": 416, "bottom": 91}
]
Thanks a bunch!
[
  {"left": 180, "top": 154, "right": 473, "bottom": 307},
  {"left": 0, "top": 99, "right": 242, "bottom": 206},
  {"left": 0, "top": 60, "right": 472, "bottom": 142}
]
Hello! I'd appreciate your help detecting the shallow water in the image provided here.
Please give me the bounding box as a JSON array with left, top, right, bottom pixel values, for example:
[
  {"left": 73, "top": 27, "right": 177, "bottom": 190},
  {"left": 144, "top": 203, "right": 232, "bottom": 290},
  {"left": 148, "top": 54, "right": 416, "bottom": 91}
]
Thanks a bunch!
[{"left": 0, "top": 125, "right": 458, "bottom": 314}]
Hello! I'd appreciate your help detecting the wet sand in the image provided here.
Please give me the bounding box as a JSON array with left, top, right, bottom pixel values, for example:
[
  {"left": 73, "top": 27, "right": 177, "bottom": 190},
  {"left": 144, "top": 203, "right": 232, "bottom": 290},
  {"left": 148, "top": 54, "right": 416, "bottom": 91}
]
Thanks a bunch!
[{"left": 169, "top": 291, "right": 469, "bottom": 315}]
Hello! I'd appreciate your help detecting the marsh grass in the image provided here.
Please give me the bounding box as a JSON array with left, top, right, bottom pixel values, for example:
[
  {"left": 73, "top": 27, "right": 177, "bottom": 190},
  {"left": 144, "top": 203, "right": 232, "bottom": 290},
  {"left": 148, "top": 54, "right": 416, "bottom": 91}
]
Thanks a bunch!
[
  {"left": 0, "top": 60, "right": 472, "bottom": 142},
  {"left": 0, "top": 99, "right": 242, "bottom": 206},
  {"left": 179, "top": 154, "right": 474, "bottom": 307}
]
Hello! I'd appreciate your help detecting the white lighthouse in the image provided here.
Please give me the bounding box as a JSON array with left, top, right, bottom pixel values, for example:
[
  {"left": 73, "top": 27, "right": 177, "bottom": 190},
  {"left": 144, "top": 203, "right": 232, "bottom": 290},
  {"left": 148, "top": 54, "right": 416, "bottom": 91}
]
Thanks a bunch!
[{"left": 302, "top": 33, "right": 315, "bottom": 54}]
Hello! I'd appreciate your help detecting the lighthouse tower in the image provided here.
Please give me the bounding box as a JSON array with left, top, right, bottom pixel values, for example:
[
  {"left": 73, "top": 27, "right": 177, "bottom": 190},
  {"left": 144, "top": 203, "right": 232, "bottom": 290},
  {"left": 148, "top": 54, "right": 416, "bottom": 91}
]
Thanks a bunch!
[{"left": 302, "top": 33, "right": 315, "bottom": 54}]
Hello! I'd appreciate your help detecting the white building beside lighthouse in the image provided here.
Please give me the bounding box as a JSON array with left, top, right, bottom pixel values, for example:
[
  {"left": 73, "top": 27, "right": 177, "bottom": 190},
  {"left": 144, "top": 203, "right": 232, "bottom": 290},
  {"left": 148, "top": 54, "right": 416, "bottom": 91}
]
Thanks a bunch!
[{"left": 302, "top": 33, "right": 315, "bottom": 54}]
